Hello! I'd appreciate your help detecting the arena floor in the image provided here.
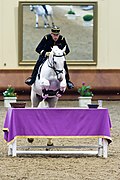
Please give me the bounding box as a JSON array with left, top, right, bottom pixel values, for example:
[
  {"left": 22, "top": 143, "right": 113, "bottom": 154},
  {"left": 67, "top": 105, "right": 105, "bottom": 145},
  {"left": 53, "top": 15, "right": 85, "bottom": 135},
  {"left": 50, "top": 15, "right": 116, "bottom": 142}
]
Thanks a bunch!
[{"left": 0, "top": 100, "right": 120, "bottom": 180}]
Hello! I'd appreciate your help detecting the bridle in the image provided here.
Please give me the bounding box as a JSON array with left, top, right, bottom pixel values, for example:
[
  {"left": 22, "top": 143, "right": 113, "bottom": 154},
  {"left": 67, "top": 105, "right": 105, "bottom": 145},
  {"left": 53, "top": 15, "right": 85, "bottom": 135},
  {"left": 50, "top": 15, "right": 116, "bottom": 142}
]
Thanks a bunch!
[{"left": 48, "top": 54, "right": 64, "bottom": 78}]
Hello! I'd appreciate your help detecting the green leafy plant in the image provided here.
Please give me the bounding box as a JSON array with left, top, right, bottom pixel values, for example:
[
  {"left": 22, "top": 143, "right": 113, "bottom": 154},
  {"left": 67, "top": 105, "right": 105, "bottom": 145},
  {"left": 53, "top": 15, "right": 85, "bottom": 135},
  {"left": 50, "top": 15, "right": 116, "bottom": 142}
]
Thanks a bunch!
[
  {"left": 67, "top": 9, "right": 76, "bottom": 15},
  {"left": 83, "top": 14, "right": 93, "bottom": 21},
  {"left": 78, "top": 82, "right": 93, "bottom": 97},
  {"left": 3, "top": 85, "right": 17, "bottom": 97}
]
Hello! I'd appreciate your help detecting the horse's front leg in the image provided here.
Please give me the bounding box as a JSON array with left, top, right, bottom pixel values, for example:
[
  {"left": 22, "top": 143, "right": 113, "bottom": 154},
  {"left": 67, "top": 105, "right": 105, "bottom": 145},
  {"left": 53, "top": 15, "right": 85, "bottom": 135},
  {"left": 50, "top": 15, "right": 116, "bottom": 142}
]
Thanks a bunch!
[
  {"left": 40, "top": 78, "right": 50, "bottom": 98},
  {"left": 59, "top": 78, "right": 66, "bottom": 92},
  {"left": 35, "top": 14, "right": 39, "bottom": 28},
  {"left": 56, "top": 79, "right": 66, "bottom": 98},
  {"left": 31, "top": 87, "right": 40, "bottom": 107},
  {"left": 40, "top": 78, "right": 50, "bottom": 89}
]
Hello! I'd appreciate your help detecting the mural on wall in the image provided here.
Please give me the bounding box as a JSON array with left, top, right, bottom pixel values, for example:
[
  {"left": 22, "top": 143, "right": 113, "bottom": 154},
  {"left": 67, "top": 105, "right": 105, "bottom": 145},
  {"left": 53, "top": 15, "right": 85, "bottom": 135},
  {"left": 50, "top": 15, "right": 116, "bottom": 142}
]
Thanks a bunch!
[{"left": 18, "top": 2, "right": 97, "bottom": 66}]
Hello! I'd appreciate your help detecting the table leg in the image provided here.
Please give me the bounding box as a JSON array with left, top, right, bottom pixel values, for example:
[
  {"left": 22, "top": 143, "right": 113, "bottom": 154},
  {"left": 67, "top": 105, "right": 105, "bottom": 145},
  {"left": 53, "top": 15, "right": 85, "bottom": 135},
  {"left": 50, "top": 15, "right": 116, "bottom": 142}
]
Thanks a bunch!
[
  {"left": 98, "top": 138, "right": 103, "bottom": 157},
  {"left": 8, "top": 144, "right": 13, "bottom": 156},
  {"left": 12, "top": 140, "right": 17, "bottom": 157},
  {"left": 103, "top": 139, "right": 108, "bottom": 158}
]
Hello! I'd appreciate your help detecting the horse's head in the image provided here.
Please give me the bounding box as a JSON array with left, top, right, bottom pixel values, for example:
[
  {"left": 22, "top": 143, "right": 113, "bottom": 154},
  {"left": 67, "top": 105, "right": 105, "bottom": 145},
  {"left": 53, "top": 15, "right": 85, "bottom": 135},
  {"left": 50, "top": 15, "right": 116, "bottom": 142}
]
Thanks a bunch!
[
  {"left": 30, "top": 5, "right": 34, "bottom": 11},
  {"left": 49, "top": 46, "right": 66, "bottom": 81}
]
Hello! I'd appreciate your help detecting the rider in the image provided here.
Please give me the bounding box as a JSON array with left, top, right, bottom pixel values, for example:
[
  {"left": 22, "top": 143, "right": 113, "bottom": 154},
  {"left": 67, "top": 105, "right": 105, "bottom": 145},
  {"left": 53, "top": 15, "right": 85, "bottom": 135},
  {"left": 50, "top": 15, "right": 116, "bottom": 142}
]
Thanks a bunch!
[
  {"left": 42, "top": 5, "right": 48, "bottom": 15},
  {"left": 25, "top": 26, "right": 74, "bottom": 89}
]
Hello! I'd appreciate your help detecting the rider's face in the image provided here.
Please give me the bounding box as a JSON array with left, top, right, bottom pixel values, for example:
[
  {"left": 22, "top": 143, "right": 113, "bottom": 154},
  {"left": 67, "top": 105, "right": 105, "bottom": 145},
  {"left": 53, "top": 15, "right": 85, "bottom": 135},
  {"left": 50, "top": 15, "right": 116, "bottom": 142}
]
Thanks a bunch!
[{"left": 51, "top": 33, "right": 59, "bottom": 42}]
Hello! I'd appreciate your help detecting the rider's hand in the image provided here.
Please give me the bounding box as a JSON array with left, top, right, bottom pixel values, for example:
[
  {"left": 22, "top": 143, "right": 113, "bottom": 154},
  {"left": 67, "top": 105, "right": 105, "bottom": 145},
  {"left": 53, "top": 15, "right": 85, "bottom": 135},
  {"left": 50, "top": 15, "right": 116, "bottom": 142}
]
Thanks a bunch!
[{"left": 45, "top": 52, "right": 50, "bottom": 57}]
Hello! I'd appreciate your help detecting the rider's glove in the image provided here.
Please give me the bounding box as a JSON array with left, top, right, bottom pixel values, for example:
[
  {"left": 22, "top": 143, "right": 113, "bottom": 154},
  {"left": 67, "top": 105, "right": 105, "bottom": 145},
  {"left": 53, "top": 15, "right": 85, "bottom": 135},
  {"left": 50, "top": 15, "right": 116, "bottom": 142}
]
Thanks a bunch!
[{"left": 45, "top": 52, "right": 50, "bottom": 57}]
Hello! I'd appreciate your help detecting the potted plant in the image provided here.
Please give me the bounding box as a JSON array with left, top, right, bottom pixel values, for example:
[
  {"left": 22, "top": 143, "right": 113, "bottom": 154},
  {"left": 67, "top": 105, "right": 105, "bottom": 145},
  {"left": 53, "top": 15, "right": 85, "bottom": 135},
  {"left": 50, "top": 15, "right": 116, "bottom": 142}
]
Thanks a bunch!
[
  {"left": 3, "top": 85, "right": 17, "bottom": 107},
  {"left": 67, "top": 8, "right": 76, "bottom": 20},
  {"left": 83, "top": 14, "right": 93, "bottom": 27},
  {"left": 78, "top": 82, "right": 93, "bottom": 107}
]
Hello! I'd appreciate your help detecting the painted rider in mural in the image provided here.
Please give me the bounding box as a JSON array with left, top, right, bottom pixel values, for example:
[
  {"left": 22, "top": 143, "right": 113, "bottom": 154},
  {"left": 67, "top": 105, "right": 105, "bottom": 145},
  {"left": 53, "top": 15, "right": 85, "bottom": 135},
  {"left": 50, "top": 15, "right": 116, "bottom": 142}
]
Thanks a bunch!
[
  {"left": 42, "top": 5, "right": 48, "bottom": 15},
  {"left": 25, "top": 26, "right": 74, "bottom": 89}
]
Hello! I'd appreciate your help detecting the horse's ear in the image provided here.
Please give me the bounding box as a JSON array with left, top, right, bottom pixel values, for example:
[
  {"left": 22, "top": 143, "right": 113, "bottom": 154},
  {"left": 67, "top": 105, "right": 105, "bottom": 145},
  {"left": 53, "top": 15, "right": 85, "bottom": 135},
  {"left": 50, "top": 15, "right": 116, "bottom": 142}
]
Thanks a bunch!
[
  {"left": 30, "top": 5, "right": 33, "bottom": 11},
  {"left": 62, "top": 46, "right": 66, "bottom": 53}
]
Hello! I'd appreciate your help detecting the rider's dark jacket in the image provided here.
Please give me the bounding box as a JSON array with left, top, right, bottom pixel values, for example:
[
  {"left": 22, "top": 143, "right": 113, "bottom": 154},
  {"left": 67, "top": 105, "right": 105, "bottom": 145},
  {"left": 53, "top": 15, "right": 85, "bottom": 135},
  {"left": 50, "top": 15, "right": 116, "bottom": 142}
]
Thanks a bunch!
[{"left": 36, "top": 34, "right": 70, "bottom": 56}]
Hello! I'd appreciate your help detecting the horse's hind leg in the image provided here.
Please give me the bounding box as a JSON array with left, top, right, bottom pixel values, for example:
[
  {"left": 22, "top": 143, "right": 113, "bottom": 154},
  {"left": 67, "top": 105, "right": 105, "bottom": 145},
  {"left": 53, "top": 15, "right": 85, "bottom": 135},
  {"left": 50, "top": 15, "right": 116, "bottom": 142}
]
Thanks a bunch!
[
  {"left": 49, "top": 14, "right": 54, "bottom": 27},
  {"left": 46, "top": 97, "right": 58, "bottom": 150},
  {"left": 41, "top": 14, "right": 49, "bottom": 28},
  {"left": 28, "top": 90, "right": 42, "bottom": 144},
  {"left": 38, "top": 100, "right": 46, "bottom": 108},
  {"left": 31, "top": 90, "right": 40, "bottom": 108},
  {"left": 35, "top": 14, "right": 39, "bottom": 28},
  {"left": 46, "top": 138, "right": 54, "bottom": 151},
  {"left": 31, "top": 95, "right": 40, "bottom": 108},
  {"left": 46, "top": 97, "right": 58, "bottom": 108}
]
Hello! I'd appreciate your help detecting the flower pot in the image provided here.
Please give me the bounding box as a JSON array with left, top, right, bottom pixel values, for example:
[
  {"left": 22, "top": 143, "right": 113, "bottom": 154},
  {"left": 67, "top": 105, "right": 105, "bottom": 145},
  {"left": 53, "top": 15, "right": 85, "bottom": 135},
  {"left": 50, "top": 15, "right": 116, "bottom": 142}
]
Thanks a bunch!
[
  {"left": 10, "top": 102, "right": 26, "bottom": 108},
  {"left": 78, "top": 96, "right": 92, "bottom": 108},
  {"left": 4, "top": 97, "right": 17, "bottom": 108},
  {"left": 83, "top": 20, "right": 93, "bottom": 27}
]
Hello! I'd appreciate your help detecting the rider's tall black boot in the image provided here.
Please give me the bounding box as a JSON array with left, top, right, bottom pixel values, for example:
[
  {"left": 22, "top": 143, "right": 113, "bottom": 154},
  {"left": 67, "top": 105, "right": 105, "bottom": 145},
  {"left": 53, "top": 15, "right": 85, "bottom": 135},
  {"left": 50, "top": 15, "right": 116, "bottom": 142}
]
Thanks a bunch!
[
  {"left": 25, "top": 56, "right": 44, "bottom": 86},
  {"left": 64, "top": 61, "right": 74, "bottom": 89}
]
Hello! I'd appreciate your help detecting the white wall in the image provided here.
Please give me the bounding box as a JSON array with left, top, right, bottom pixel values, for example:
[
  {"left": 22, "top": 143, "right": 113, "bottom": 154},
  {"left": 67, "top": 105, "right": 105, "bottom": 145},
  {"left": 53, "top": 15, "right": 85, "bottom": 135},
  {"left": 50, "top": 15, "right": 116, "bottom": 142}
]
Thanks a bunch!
[{"left": 0, "top": 0, "right": 120, "bottom": 69}]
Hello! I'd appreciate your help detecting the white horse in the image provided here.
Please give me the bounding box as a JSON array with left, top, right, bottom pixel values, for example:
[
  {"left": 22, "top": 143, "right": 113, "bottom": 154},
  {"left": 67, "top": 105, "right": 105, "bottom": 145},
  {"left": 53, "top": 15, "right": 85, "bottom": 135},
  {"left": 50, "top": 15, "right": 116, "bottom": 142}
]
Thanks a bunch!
[
  {"left": 30, "top": 5, "right": 54, "bottom": 28},
  {"left": 30, "top": 46, "right": 66, "bottom": 146}
]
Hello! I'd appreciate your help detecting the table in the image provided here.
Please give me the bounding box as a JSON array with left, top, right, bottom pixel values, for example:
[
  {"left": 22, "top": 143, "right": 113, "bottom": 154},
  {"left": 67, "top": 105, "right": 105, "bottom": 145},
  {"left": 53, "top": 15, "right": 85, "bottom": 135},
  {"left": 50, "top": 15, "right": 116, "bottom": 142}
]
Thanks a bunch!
[{"left": 3, "top": 108, "right": 112, "bottom": 158}]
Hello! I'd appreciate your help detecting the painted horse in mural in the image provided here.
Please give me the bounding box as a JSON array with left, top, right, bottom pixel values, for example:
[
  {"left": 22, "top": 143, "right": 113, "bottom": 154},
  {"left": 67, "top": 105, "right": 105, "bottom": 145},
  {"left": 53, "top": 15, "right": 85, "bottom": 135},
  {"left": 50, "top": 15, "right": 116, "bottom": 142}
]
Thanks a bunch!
[{"left": 30, "top": 5, "right": 54, "bottom": 28}]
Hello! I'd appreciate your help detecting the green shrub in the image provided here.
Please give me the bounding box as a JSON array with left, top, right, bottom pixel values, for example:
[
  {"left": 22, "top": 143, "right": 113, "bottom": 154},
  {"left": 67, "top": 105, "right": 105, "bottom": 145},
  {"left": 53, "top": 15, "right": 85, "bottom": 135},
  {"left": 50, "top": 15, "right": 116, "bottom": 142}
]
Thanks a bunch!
[
  {"left": 3, "top": 86, "right": 17, "bottom": 97},
  {"left": 78, "top": 82, "right": 93, "bottom": 97},
  {"left": 83, "top": 14, "right": 93, "bottom": 21},
  {"left": 67, "top": 9, "right": 75, "bottom": 15}
]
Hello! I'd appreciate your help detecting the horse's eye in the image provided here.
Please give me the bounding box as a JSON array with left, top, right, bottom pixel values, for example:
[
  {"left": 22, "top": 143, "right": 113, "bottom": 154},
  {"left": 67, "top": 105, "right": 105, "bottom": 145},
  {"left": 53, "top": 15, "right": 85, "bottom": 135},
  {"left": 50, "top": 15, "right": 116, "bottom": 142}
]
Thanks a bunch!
[{"left": 54, "top": 61, "right": 57, "bottom": 65}]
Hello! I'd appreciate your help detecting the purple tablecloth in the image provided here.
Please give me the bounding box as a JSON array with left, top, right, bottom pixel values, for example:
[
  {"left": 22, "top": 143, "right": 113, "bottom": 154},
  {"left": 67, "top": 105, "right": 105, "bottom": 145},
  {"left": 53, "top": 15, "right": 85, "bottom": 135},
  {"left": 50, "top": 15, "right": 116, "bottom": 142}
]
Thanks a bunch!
[{"left": 3, "top": 108, "right": 112, "bottom": 144}]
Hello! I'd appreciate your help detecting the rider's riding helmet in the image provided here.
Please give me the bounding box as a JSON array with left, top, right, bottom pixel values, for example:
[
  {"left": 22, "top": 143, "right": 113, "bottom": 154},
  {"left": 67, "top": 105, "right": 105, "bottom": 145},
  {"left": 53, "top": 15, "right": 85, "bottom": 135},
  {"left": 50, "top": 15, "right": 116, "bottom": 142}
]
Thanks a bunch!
[{"left": 51, "top": 26, "right": 60, "bottom": 35}]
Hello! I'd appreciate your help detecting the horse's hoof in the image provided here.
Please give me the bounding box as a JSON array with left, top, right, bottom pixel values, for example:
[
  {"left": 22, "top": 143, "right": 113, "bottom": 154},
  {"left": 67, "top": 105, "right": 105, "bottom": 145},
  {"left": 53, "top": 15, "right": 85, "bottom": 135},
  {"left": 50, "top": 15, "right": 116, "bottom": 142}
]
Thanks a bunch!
[
  {"left": 35, "top": 23, "right": 39, "bottom": 28},
  {"left": 44, "top": 24, "right": 50, "bottom": 28},
  {"left": 46, "top": 143, "right": 54, "bottom": 151},
  {"left": 27, "top": 138, "right": 34, "bottom": 143},
  {"left": 42, "top": 94, "right": 48, "bottom": 99},
  {"left": 56, "top": 93, "right": 62, "bottom": 98}
]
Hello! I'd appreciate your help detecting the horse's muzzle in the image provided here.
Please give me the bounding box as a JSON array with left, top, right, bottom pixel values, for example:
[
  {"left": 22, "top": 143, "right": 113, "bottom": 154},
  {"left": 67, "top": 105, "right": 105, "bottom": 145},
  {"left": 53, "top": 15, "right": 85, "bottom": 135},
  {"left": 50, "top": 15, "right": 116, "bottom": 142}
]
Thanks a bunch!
[{"left": 57, "top": 74, "right": 63, "bottom": 82}]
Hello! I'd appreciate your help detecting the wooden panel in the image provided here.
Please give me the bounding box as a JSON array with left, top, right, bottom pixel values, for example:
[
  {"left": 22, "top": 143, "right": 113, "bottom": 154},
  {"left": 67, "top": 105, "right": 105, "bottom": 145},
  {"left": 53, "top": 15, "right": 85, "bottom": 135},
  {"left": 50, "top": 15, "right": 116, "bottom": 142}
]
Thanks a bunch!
[
  {"left": 0, "top": 69, "right": 120, "bottom": 100},
  {"left": 70, "top": 69, "right": 120, "bottom": 91},
  {"left": 0, "top": 70, "right": 32, "bottom": 90}
]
